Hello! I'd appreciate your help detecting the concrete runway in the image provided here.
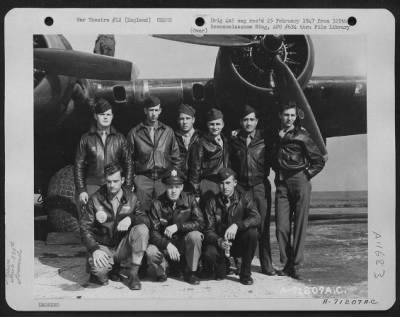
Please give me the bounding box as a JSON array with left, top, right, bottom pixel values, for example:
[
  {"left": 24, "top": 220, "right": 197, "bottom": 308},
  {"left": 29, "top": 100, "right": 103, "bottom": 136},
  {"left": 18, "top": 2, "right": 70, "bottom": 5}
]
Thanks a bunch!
[{"left": 34, "top": 207, "right": 367, "bottom": 301}]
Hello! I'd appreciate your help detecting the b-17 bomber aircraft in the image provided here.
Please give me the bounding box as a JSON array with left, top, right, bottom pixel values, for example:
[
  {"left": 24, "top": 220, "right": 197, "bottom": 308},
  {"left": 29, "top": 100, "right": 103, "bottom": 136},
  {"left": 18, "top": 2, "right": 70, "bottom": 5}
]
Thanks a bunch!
[{"left": 33, "top": 34, "right": 366, "bottom": 232}]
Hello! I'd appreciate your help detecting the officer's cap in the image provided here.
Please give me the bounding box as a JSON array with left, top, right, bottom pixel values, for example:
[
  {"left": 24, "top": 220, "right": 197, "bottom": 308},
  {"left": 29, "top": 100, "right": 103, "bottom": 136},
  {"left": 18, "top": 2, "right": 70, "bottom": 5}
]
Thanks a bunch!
[{"left": 162, "top": 168, "right": 185, "bottom": 185}]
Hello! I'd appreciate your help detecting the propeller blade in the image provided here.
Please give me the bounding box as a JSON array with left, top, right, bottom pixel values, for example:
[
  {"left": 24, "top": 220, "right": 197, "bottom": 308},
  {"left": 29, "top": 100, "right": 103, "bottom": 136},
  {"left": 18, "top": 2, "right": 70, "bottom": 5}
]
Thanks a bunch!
[
  {"left": 273, "top": 55, "right": 328, "bottom": 160},
  {"left": 34, "top": 48, "right": 139, "bottom": 81},
  {"left": 153, "top": 35, "right": 259, "bottom": 47}
]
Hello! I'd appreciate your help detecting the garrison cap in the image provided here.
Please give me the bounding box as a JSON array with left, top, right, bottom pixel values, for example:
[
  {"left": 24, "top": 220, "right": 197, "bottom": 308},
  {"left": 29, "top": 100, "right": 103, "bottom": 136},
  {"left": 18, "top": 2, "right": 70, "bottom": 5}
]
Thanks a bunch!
[
  {"left": 217, "top": 167, "right": 237, "bottom": 182},
  {"left": 178, "top": 104, "right": 196, "bottom": 117},
  {"left": 162, "top": 168, "right": 185, "bottom": 185},
  {"left": 241, "top": 104, "right": 257, "bottom": 118},
  {"left": 94, "top": 98, "right": 113, "bottom": 114},
  {"left": 207, "top": 108, "right": 224, "bottom": 122},
  {"left": 143, "top": 95, "right": 161, "bottom": 108}
]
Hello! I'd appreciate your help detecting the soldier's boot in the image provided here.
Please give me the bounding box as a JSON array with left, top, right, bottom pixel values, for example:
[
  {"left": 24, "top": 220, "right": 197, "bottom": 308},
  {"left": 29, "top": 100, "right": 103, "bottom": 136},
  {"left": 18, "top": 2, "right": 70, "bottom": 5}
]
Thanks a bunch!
[
  {"left": 215, "top": 258, "right": 227, "bottom": 281},
  {"left": 127, "top": 264, "right": 141, "bottom": 290},
  {"left": 184, "top": 265, "right": 200, "bottom": 285},
  {"left": 108, "top": 263, "right": 121, "bottom": 282},
  {"left": 89, "top": 274, "right": 109, "bottom": 286}
]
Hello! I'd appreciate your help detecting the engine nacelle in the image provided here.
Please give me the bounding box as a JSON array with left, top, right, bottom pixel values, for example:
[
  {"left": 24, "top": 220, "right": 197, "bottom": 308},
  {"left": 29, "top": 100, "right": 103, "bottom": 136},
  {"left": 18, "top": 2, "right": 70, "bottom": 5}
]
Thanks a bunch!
[
  {"left": 34, "top": 35, "right": 78, "bottom": 132},
  {"left": 213, "top": 35, "right": 315, "bottom": 130}
]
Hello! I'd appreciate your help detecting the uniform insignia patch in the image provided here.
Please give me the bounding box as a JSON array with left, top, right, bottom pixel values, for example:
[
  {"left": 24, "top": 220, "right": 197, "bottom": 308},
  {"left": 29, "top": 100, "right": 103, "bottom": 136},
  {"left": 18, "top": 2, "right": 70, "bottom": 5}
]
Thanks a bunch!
[{"left": 96, "top": 210, "right": 107, "bottom": 223}]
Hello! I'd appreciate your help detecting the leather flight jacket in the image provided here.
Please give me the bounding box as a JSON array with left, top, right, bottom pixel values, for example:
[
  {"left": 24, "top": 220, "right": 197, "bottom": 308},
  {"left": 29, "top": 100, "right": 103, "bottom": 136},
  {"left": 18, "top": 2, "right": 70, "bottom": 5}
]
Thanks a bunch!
[
  {"left": 189, "top": 133, "right": 230, "bottom": 188},
  {"left": 175, "top": 129, "right": 201, "bottom": 176},
  {"left": 229, "top": 129, "right": 271, "bottom": 188},
  {"left": 148, "top": 192, "right": 205, "bottom": 250},
  {"left": 80, "top": 186, "right": 149, "bottom": 253},
  {"left": 74, "top": 125, "right": 133, "bottom": 194},
  {"left": 127, "top": 122, "right": 181, "bottom": 180},
  {"left": 273, "top": 127, "right": 325, "bottom": 180},
  {"left": 203, "top": 189, "right": 261, "bottom": 247}
]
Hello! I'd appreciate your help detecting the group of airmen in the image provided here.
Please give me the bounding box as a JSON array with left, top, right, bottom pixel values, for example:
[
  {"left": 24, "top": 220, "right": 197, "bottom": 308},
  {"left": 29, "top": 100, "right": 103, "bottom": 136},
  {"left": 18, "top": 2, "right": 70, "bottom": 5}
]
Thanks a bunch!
[{"left": 76, "top": 95, "right": 325, "bottom": 290}]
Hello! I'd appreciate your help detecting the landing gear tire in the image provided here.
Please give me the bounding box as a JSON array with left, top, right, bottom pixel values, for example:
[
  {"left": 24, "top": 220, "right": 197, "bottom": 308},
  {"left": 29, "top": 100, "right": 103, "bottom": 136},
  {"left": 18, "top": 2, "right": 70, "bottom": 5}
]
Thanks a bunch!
[{"left": 46, "top": 165, "right": 80, "bottom": 232}]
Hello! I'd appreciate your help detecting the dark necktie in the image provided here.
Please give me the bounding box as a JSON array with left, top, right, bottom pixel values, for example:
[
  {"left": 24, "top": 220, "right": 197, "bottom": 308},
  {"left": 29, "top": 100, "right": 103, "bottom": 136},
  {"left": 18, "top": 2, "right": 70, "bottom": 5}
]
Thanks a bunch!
[{"left": 223, "top": 196, "right": 231, "bottom": 208}]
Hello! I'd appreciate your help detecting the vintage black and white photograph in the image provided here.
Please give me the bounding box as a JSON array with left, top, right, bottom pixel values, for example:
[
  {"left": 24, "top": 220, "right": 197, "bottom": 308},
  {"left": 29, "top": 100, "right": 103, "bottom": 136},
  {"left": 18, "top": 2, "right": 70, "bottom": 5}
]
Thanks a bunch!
[
  {"left": 32, "top": 33, "right": 368, "bottom": 298},
  {"left": 4, "top": 8, "right": 396, "bottom": 311}
]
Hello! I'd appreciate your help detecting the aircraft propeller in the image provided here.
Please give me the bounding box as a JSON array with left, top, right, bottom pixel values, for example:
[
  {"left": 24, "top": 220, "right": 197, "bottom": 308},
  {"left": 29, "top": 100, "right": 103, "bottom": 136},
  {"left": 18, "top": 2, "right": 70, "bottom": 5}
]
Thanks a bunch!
[
  {"left": 153, "top": 34, "right": 328, "bottom": 159},
  {"left": 34, "top": 48, "right": 139, "bottom": 81},
  {"left": 272, "top": 54, "right": 328, "bottom": 159}
]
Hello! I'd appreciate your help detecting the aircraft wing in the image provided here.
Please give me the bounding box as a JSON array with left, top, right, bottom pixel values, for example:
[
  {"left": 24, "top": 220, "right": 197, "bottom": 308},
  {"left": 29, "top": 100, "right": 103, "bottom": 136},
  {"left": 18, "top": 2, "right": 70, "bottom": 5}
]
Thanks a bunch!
[
  {"left": 88, "top": 75, "right": 366, "bottom": 140},
  {"left": 305, "top": 76, "right": 366, "bottom": 138}
]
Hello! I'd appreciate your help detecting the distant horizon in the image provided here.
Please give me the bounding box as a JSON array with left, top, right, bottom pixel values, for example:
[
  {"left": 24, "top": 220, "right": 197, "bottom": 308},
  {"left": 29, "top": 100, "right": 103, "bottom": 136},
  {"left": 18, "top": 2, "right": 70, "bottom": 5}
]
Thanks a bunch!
[{"left": 299, "top": 190, "right": 366, "bottom": 192}]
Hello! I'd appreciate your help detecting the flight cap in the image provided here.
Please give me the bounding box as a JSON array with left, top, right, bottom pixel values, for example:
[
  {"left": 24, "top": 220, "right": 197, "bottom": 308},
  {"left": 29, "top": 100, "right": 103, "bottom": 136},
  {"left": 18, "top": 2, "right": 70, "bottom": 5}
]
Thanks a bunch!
[
  {"left": 143, "top": 96, "right": 161, "bottom": 108},
  {"left": 207, "top": 108, "right": 224, "bottom": 122},
  {"left": 94, "top": 98, "right": 113, "bottom": 114},
  {"left": 241, "top": 105, "right": 257, "bottom": 118},
  {"left": 178, "top": 104, "right": 196, "bottom": 117}
]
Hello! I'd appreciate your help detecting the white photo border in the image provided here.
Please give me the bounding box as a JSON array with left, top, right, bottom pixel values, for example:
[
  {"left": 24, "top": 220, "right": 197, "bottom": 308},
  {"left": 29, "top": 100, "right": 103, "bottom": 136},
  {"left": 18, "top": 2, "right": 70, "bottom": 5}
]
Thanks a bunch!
[{"left": 4, "top": 8, "right": 396, "bottom": 311}]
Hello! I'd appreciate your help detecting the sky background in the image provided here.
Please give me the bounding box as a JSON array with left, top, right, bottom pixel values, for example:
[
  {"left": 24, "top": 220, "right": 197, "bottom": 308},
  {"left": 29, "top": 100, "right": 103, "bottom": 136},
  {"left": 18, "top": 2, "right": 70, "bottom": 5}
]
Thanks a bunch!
[{"left": 65, "top": 34, "right": 368, "bottom": 191}]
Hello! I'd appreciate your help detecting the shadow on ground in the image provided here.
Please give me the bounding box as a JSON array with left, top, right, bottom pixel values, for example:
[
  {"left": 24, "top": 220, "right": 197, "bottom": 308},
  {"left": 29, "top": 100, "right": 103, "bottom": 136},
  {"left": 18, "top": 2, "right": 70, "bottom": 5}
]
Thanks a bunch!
[{"left": 35, "top": 209, "right": 368, "bottom": 299}]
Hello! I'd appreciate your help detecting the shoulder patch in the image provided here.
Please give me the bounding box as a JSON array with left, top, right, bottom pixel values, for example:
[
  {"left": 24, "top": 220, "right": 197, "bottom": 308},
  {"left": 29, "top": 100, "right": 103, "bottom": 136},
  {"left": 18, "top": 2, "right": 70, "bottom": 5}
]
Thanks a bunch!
[{"left": 95, "top": 210, "right": 107, "bottom": 223}]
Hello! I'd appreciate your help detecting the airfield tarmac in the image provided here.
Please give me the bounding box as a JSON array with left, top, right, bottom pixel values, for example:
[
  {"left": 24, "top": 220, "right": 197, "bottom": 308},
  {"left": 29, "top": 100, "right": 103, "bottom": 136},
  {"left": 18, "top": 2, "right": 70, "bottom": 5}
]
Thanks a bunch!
[{"left": 34, "top": 206, "right": 367, "bottom": 302}]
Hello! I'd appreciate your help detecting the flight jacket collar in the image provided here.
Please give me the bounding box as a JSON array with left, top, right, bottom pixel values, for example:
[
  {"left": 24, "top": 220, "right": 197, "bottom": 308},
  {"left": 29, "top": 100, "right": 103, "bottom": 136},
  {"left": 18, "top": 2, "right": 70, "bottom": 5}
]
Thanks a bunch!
[
  {"left": 217, "top": 189, "right": 240, "bottom": 208},
  {"left": 137, "top": 121, "right": 166, "bottom": 131},
  {"left": 204, "top": 132, "right": 227, "bottom": 145},
  {"left": 159, "top": 191, "right": 190, "bottom": 209},
  {"left": 96, "top": 185, "right": 130, "bottom": 207}
]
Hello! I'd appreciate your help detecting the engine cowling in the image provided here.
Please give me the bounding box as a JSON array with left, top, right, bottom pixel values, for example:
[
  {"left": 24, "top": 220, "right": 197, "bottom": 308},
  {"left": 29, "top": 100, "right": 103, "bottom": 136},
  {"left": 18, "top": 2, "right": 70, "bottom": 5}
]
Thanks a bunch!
[
  {"left": 34, "top": 35, "right": 79, "bottom": 132},
  {"left": 213, "top": 35, "right": 314, "bottom": 131},
  {"left": 214, "top": 35, "right": 314, "bottom": 93}
]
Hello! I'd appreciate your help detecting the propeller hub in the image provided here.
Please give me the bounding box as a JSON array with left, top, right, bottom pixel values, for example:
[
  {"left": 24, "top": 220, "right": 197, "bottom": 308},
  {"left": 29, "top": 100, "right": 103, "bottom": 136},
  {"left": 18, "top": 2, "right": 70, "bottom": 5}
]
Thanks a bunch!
[{"left": 261, "top": 35, "right": 284, "bottom": 54}]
